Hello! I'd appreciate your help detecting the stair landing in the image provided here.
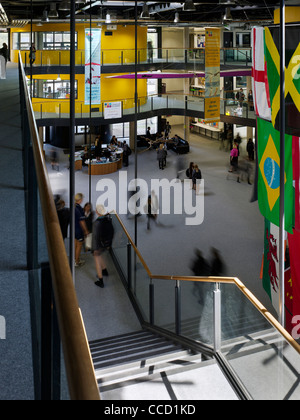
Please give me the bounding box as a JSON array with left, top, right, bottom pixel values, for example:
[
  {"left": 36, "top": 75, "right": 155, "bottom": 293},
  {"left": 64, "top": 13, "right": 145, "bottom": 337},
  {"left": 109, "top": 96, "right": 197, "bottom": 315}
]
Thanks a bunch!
[{"left": 90, "top": 330, "right": 238, "bottom": 401}]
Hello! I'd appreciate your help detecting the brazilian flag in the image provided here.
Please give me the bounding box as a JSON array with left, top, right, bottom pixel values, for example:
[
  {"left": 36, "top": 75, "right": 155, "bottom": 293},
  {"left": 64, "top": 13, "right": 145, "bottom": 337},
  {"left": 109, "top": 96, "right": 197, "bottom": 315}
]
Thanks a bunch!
[
  {"left": 264, "top": 26, "right": 300, "bottom": 136},
  {"left": 257, "top": 118, "right": 294, "bottom": 234}
]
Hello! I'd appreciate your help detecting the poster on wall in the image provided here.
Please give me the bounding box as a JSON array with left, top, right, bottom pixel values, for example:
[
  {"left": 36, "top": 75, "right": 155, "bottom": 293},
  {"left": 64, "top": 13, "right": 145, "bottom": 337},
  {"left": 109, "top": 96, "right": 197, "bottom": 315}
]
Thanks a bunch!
[
  {"left": 205, "top": 28, "right": 220, "bottom": 123},
  {"left": 85, "top": 28, "right": 101, "bottom": 105},
  {"left": 104, "top": 102, "right": 122, "bottom": 119}
]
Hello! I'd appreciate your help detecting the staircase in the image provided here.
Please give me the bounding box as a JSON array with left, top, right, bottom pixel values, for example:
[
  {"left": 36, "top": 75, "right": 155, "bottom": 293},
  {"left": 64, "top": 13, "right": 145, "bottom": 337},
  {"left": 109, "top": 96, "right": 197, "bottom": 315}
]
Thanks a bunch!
[{"left": 89, "top": 330, "right": 239, "bottom": 400}]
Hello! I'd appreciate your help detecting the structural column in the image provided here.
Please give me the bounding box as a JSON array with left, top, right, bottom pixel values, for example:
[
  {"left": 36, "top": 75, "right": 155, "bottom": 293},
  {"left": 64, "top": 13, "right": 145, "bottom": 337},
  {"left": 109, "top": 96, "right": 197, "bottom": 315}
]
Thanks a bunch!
[{"left": 184, "top": 27, "right": 190, "bottom": 143}]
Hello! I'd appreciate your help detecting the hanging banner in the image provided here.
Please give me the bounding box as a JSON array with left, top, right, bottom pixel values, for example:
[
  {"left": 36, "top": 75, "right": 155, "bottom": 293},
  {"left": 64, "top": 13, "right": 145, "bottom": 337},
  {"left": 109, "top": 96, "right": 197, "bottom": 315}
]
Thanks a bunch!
[
  {"left": 205, "top": 28, "right": 221, "bottom": 123},
  {"left": 85, "top": 28, "right": 101, "bottom": 105}
]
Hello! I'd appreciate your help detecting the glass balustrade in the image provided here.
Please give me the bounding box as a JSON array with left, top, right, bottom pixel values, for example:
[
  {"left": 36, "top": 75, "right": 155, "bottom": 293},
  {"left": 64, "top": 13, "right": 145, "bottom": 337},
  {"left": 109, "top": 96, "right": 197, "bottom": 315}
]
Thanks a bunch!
[
  {"left": 107, "top": 213, "right": 300, "bottom": 400},
  {"left": 31, "top": 93, "right": 256, "bottom": 123},
  {"left": 22, "top": 47, "right": 252, "bottom": 68}
]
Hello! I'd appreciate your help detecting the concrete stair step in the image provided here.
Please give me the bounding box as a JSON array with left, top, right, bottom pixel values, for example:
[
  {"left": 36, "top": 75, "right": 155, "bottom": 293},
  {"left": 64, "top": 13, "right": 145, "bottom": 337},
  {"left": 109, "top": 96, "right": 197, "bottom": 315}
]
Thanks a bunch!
[{"left": 97, "top": 353, "right": 203, "bottom": 387}]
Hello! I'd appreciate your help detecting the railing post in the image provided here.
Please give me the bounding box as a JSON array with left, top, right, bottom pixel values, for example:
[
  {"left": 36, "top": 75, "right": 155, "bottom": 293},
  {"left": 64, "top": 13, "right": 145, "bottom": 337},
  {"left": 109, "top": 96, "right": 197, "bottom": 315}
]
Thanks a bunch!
[
  {"left": 175, "top": 280, "right": 181, "bottom": 336},
  {"left": 214, "top": 282, "right": 221, "bottom": 353},
  {"left": 41, "top": 262, "right": 61, "bottom": 400},
  {"left": 127, "top": 242, "right": 132, "bottom": 290},
  {"left": 149, "top": 279, "right": 154, "bottom": 325}
]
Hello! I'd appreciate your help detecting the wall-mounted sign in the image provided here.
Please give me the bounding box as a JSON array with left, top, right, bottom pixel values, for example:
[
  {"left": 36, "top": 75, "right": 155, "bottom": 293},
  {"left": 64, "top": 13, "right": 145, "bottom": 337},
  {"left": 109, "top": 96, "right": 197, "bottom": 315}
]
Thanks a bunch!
[
  {"left": 104, "top": 101, "right": 122, "bottom": 119},
  {"left": 85, "top": 28, "right": 102, "bottom": 105}
]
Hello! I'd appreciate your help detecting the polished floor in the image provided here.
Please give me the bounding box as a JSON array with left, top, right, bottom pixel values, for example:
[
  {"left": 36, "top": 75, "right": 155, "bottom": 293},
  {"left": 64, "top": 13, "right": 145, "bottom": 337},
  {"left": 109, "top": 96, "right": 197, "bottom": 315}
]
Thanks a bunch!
[{"left": 46, "top": 124, "right": 274, "bottom": 317}]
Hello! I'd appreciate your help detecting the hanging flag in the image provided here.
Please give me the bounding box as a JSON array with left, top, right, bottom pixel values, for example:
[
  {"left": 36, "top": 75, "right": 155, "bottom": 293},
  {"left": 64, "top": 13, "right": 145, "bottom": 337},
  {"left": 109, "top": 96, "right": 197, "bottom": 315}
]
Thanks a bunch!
[
  {"left": 264, "top": 26, "right": 300, "bottom": 136},
  {"left": 257, "top": 117, "right": 294, "bottom": 233},
  {"left": 85, "top": 28, "right": 102, "bottom": 106},
  {"left": 261, "top": 218, "right": 280, "bottom": 315},
  {"left": 204, "top": 28, "right": 221, "bottom": 123},
  {"left": 251, "top": 27, "right": 271, "bottom": 121},
  {"left": 293, "top": 136, "right": 300, "bottom": 232},
  {"left": 287, "top": 231, "right": 300, "bottom": 334}
]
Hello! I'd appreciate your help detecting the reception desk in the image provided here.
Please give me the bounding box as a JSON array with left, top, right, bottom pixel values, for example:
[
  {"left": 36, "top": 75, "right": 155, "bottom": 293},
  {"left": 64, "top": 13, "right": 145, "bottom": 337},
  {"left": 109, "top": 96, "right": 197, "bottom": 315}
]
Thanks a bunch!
[
  {"left": 76, "top": 146, "right": 123, "bottom": 175},
  {"left": 88, "top": 158, "right": 122, "bottom": 175},
  {"left": 190, "top": 122, "right": 221, "bottom": 140}
]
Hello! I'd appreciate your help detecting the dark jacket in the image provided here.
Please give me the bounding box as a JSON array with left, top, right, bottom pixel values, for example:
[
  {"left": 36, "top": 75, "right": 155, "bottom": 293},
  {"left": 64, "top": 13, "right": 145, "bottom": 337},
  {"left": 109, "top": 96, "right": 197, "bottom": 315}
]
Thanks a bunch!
[
  {"left": 57, "top": 207, "right": 70, "bottom": 240},
  {"left": 0, "top": 46, "right": 8, "bottom": 62},
  {"left": 92, "top": 215, "right": 114, "bottom": 251},
  {"left": 157, "top": 148, "right": 167, "bottom": 161},
  {"left": 192, "top": 169, "right": 202, "bottom": 183}
]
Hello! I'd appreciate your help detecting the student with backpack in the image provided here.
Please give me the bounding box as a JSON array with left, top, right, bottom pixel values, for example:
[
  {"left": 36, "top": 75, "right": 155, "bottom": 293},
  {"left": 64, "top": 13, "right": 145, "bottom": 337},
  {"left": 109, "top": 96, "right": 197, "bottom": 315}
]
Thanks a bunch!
[{"left": 92, "top": 204, "right": 114, "bottom": 288}]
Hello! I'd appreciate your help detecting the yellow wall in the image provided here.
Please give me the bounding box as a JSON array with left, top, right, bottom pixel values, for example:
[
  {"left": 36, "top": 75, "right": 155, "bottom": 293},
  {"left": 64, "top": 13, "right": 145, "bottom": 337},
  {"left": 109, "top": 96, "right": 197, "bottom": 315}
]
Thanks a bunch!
[
  {"left": 12, "top": 23, "right": 147, "bottom": 111},
  {"left": 274, "top": 7, "right": 300, "bottom": 24}
]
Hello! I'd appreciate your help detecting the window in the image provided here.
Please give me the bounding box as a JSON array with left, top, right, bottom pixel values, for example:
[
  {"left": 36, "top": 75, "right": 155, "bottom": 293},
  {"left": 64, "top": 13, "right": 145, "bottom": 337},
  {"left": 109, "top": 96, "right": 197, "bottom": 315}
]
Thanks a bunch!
[
  {"left": 13, "top": 32, "right": 33, "bottom": 50},
  {"left": 111, "top": 118, "right": 158, "bottom": 139},
  {"left": 147, "top": 28, "right": 158, "bottom": 60},
  {"left": 12, "top": 32, "right": 77, "bottom": 50},
  {"left": 29, "top": 79, "right": 78, "bottom": 99},
  {"left": 236, "top": 32, "right": 251, "bottom": 48},
  {"left": 111, "top": 123, "right": 130, "bottom": 139},
  {"left": 41, "top": 32, "right": 77, "bottom": 50},
  {"left": 236, "top": 76, "right": 247, "bottom": 89},
  {"left": 137, "top": 118, "right": 158, "bottom": 136}
]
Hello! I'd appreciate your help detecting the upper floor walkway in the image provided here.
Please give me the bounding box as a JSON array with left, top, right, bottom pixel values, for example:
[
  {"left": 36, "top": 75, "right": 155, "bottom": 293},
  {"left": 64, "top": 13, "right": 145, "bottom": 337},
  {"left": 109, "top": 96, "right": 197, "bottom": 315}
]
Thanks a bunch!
[
  {"left": 22, "top": 46, "right": 252, "bottom": 73},
  {"left": 23, "top": 46, "right": 254, "bottom": 127}
]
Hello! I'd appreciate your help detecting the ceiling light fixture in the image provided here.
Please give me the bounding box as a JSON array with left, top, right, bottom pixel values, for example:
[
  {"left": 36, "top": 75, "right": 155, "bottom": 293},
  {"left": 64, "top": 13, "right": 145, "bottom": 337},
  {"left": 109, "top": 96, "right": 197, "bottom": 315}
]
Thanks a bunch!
[
  {"left": 48, "top": 3, "right": 59, "bottom": 18},
  {"left": 219, "top": 0, "right": 236, "bottom": 5},
  {"left": 59, "top": 1, "right": 71, "bottom": 11},
  {"left": 140, "top": 3, "right": 150, "bottom": 19},
  {"left": 41, "top": 10, "right": 49, "bottom": 23},
  {"left": 174, "top": 12, "right": 180, "bottom": 23},
  {"left": 105, "top": 13, "right": 111, "bottom": 24},
  {"left": 183, "top": 0, "right": 196, "bottom": 12},
  {"left": 223, "top": 7, "right": 233, "bottom": 22}
]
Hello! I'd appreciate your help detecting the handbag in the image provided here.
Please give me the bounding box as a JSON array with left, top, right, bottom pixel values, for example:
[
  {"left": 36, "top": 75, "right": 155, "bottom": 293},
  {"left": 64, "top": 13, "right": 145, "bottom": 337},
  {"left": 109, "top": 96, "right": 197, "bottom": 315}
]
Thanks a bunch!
[{"left": 85, "top": 233, "right": 92, "bottom": 251}]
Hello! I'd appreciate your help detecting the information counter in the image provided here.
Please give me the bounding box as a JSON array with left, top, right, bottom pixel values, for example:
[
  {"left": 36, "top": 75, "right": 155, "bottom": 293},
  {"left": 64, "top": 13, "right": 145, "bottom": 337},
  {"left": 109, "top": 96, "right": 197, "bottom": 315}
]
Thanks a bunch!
[
  {"left": 88, "top": 158, "right": 122, "bottom": 175},
  {"left": 190, "top": 122, "right": 221, "bottom": 140},
  {"left": 76, "top": 147, "right": 123, "bottom": 175}
]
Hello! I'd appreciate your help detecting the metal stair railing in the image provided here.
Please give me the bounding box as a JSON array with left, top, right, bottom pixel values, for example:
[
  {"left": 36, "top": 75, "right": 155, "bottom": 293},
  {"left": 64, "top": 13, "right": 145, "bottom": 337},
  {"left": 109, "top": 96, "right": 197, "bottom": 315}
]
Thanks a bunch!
[{"left": 110, "top": 212, "right": 300, "bottom": 400}]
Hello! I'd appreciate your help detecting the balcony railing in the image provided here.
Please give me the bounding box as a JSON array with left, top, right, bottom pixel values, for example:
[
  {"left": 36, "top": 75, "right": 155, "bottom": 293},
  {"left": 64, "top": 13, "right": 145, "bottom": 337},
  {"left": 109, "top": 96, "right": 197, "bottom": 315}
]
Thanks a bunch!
[
  {"left": 31, "top": 93, "right": 256, "bottom": 122},
  {"left": 21, "top": 47, "right": 252, "bottom": 68},
  {"left": 110, "top": 213, "right": 300, "bottom": 401}
]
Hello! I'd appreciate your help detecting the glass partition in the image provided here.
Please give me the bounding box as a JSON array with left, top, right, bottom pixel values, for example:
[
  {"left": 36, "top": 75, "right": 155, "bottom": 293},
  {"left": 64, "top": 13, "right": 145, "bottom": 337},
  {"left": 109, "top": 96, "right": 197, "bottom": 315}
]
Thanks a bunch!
[
  {"left": 21, "top": 47, "right": 252, "bottom": 68},
  {"left": 219, "top": 283, "right": 300, "bottom": 400},
  {"left": 130, "top": 251, "right": 150, "bottom": 323},
  {"left": 152, "top": 278, "right": 176, "bottom": 333},
  {"left": 110, "top": 214, "right": 129, "bottom": 284},
  {"left": 181, "top": 280, "right": 214, "bottom": 347}
]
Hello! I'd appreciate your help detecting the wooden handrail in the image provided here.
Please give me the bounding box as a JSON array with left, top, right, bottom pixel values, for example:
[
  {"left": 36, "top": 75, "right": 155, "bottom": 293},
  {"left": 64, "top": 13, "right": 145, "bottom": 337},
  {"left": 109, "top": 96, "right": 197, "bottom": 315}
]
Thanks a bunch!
[{"left": 19, "top": 55, "right": 100, "bottom": 400}]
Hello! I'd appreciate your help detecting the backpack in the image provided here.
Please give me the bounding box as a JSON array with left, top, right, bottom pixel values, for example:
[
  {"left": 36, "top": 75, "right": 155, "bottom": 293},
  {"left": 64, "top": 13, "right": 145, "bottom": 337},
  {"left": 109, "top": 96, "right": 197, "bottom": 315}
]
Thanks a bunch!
[{"left": 96, "top": 216, "right": 114, "bottom": 248}]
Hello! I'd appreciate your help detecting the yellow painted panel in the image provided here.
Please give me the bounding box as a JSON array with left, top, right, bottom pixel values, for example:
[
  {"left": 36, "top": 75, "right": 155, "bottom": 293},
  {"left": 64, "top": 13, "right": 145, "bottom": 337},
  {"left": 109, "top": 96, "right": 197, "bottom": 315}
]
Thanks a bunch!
[
  {"left": 274, "top": 7, "right": 300, "bottom": 24},
  {"left": 11, "top": 23, "right": 147, "bottom": 64},
  {"left": 30, "top": 72, "right": 147, "bottom": 113}
]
